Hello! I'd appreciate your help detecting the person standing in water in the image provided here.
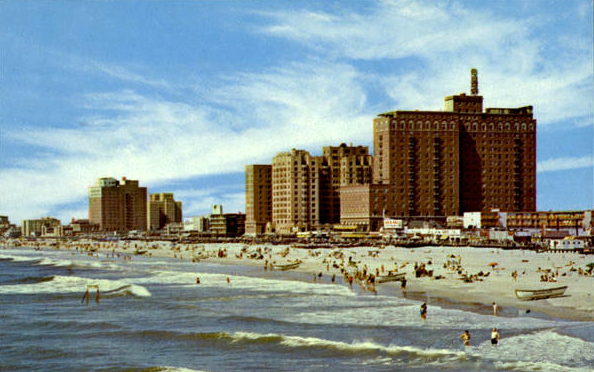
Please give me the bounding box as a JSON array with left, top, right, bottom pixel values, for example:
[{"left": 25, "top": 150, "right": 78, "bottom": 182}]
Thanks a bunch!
[
  {"left": 490, "top": 327, "right": 500, "bottom": 346},
  {"left": 492, "top": 302, "right": 498, "bottom": 316},
  {"left": 460, "top": 330, "right": 471, "bottom": 347},
  {"left": 420, "top": 303, "right": 427, "bottom": 320}
]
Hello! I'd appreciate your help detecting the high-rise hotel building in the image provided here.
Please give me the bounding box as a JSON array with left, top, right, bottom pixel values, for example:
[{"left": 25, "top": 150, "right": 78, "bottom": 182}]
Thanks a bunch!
[
  {"left": 147, "top": 193, "right": 182, "bottom": 231},
  {"left": 246, "top": 144, "right": 372, "bottom": 234},
  {"left": 244, "top": 165, "right": 272, "bottom": 236},
  {"left": 271, "top": 149, "right": 331, "bottom": 234},
  {"left": 341, "top": 69, "right": 537, "bottom": 230},
  {"left": 88, "top": 177, "right": 147, "bottom": 232}
]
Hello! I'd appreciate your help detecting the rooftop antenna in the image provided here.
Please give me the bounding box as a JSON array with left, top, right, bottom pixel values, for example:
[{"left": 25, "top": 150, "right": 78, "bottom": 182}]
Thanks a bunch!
[{"left": 470, "top": 68, "right": 479, "bottom": 95}]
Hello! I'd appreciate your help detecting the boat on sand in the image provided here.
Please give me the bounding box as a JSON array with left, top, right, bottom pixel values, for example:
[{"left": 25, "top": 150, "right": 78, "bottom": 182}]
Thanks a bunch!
[
  {"left": 514, "top": 285, "right": 568, "bottom": 301},
  {"left": 376, "top": 272, "right": 406, "bottom": 283},
  {"left": 273, "top": 262, "right": 301, "bottom": 271}
]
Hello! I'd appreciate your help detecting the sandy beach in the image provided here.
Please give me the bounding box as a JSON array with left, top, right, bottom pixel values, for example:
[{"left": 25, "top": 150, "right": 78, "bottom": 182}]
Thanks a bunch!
[{"left": 5, "top": 239, "right": 594, "bottom": 321}]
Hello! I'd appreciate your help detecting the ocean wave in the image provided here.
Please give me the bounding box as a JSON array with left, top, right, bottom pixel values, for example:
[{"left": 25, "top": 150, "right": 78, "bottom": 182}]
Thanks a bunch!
[
  {"left": 474, "top": 330, "right": 594, "bottom": 371},
  {"left": 213, "top": 331, "right": 468, "bottom": 363},
  {"left": 118, "top": 367, "right": 209, "bottom": 372},
  {"left": 109, "top": 329, "right": 467, "bottom": 363},
  {"left": 284, "top": 303, "right": 568, "bottom": 331},
  {"left": 36, "top": 256, "right": 121, "bottom": 270},
  {"left": 0, "top": 252, "right": 119, "bottom": 270},
  {"left": 4, "top": 275, "right": 56, "bottom": 285},
  {"left": 135, "top": 367, "right": 209, "bottom": 372},
  {"left": 0, "top": 274, "right": 151, "bottom": 297},
  {"left": 28, "top": 319, "right": 122, "bottom": 332},
  {"left": 0, "top": 253, "right": 41, "bottom": 263},
  {"left": 493, "top": 360, "right": 594, "bottom": 372},
  {"left": 135, "top": 270, "right": 356, "bottom": 298}
]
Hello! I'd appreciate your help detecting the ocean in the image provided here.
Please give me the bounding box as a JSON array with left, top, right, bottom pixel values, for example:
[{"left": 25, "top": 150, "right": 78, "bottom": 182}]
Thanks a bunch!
[{"left": 1, "top": 246, "right": 593, "bottom": 372}]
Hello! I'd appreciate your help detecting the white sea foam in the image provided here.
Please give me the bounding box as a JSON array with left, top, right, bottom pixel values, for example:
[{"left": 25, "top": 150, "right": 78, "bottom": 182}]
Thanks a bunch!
[
  {"left": 149, "top": 368, "right": 209, "bottom": 372},
  {"left": 0, "top": 253, "right": 40, "bottom": 262},
  {"left": 36, "top": 257, "right": 75, "bottom": 267},
  {"left": 0, "top": 275, "right": 151, "bottom": 297},
  {"left": 473, "top": 330, "right": 594, "bottom": 371},
  {"left": 284, "top": 300, "right": 569, "bottom": 330},
  {"left": 226, "top": 330, "right": 593, "bottom": 371},
  {"left": 0, "top": 252, "right": 120, "bottom": 270},
  {"left": 493, "top": 360, "right": 594, "bottom": 372},
  {"left": 230, "top": 331, "right": 467, "bottom": 361},
  {"left": 135, "top": 270, "right": 356, "bottom": 297}
]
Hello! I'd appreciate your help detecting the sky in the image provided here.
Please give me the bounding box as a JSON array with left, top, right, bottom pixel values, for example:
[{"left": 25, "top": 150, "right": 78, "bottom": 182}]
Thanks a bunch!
[{"left": 0, "top": 0, "right": 592, "bottom": 224}]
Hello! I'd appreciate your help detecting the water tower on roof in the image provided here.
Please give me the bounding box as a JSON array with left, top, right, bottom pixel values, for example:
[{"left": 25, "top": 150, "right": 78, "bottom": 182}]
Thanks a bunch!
[{"left": 471, "top": 68, "right": 479, "bottom": 95}]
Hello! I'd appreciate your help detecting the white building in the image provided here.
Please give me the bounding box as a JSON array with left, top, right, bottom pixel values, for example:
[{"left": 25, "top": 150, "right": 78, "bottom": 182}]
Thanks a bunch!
[
  {"left": 463, "top": 212, "right": 482, "bottom": 229},
  {"left": 548, "top": 238, "right": 585, "bottom": 250},
  {"left": 184, "top": 216, "right": 210, "bottom": 232}
]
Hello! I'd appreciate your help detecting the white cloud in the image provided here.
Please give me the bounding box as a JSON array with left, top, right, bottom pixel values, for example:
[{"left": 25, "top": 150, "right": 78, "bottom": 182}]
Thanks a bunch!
[
  {"left": 1, "top": 0, "right": 592, "bottom": 222},
  {"left": 259, "top": 0, "right": 593, "bottom": 127},
  {"left": 537, "top": 155, "right": 594, "bottom": 173},
  {"left": 0, "top": 60, "right": 373, "bottom": 222}
]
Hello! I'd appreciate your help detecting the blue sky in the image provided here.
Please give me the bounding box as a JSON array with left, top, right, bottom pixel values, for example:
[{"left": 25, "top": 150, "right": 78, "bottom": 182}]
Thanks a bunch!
[{"left": 0, "top": 0, "right": 592, "bottom": 224}]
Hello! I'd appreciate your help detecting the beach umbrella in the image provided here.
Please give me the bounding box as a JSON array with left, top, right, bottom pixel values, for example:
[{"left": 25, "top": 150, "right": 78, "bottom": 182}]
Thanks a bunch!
[{"left": 488, "top": 262, "right": 498, "bottom": 267}]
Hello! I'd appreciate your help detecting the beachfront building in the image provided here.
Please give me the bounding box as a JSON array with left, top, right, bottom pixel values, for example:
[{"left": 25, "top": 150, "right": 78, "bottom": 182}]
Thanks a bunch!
[
  {"left": 462, "top": 210, "right": 593, "bottom": 235},
  {"left": 268, "top": 144, "right": 372, "bottom": 234},
  {"left": 88, "top": 177, "right": 147, "bottom": 233},
  {"left": 339, "top": 184, "right": 388, "bottom": 231},
  {"left": 66, "top": 219, "right": 100, "bottom": 236},
  {"left": 210, "top": 213, "right": 246, "bottom": 237},
  {"left": 506, "top": 210, "right": 592, "bottom": 233},
  {"left": 341, "top": 69, "right": 537, "bottom": 230},
  {"left": 21, "top": 217, "right": 61, "bottom": 237},
  {"left": 244, "top": 165, "right": 272, "bottom": 236},
  {"left": 323, "top": 144, "right": 373, "bottom": 225},
  {"left": 184, "top": 216, "right": 210, "bottom": 232},
  {"left": 271, "top": 149, "right": 329, "bottom": 234},
  {"left": 0, "top": 216, "right": 12, "bottom": 236},
  {"left": 147, "top": 193, "right": 182, "bottom": 231}
]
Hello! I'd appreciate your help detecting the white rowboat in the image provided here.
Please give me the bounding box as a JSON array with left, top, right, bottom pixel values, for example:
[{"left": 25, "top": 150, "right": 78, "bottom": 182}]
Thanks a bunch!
[
  {"left": 376, "top": 272, "right": 406, "bottom": 283},
  {"left": 273, "top": 262, "right": 301, "bottom": 271},
  {"left": 514, "top": 285, "right": 568, "bottom": 301}
]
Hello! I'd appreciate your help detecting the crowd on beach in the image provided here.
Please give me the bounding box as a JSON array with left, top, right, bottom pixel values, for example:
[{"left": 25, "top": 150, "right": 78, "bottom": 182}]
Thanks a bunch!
[{"left": 2, "top": 237, "right": 594, "bottom": 322}]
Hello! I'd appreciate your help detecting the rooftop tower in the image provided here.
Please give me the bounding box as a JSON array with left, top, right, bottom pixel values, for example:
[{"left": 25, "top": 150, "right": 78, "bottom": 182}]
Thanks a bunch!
[{"left": 471, "top": 68, "right": 479, "bottom": 95}]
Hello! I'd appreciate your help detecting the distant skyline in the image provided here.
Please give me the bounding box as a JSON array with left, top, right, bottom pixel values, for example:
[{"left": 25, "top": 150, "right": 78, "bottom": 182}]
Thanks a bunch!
[{"left": 1, "top": 0, "right": 592, "bottom": 223}]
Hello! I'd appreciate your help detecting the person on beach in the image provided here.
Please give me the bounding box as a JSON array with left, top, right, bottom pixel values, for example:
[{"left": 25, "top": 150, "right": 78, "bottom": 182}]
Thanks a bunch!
[
  {"left": 492, "top": 302, "right": 498, "bottom": 316},
  {"left": 490, "top": 327, "right": 500, "bottom": 346},
  {"left": 460, "top": 330, "right": 471, "bottom": 347},
  {"left": 420, "top": 303, "right": 427, "bottom": 320}
]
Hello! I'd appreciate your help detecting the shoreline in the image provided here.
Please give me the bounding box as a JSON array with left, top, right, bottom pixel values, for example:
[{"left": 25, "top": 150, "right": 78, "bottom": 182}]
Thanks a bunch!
[{"left": 2, "top": 239, "right": 593, "bottom": 322}]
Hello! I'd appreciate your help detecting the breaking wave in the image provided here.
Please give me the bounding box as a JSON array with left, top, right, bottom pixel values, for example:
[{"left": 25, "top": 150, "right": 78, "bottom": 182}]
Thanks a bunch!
[{"left": 0, "top": 274, "right": 151, "bottom": 297}]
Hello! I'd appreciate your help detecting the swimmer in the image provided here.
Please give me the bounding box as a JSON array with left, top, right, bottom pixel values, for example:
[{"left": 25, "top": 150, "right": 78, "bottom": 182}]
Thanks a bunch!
[
  {"left": 492, "top": 301, "right": 498, "bottom": 316},
  {"left": 490, "top": 327, "right": 500, "bottom": 346},
  {"left": 460, "top": 330, "right": 471, "bottom": 347},
  {"left": 420, "top": 302, "right": 427, "bottom": 320}
]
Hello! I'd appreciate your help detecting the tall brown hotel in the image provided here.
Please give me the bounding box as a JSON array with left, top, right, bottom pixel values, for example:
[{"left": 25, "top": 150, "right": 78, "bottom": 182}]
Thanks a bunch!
[
  {"left": 244, "top": 144, "right": 372, "bottom": 234},
  {"left": 88, "top": 177, "right": 147, "bottom": 232},
  {"left": 245, "top": 165, "right": 272, "bottom": 235},
  {"left": 248, "top": 70, "right": 537, "bottom": 233},
  {"left": 370, "top": 69, "right": 536, "bottom": 219}
]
